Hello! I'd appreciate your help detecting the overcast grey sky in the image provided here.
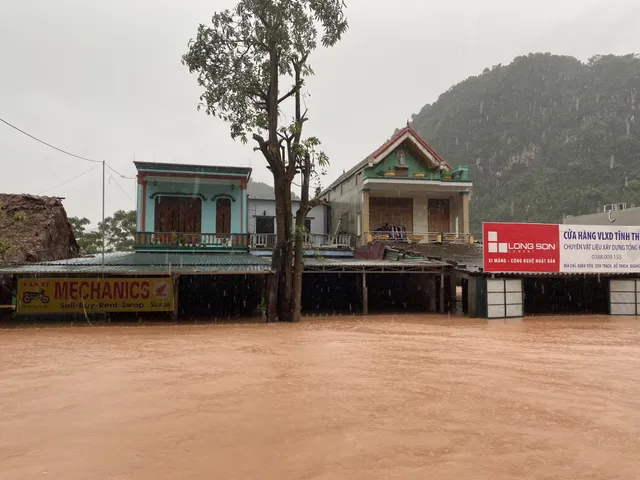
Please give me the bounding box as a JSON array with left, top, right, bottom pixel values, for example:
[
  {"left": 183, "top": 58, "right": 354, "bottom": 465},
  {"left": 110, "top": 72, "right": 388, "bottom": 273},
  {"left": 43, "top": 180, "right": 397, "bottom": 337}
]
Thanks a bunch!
[{"left": 1, "top": 0, "right": 638, "bottom": 224}]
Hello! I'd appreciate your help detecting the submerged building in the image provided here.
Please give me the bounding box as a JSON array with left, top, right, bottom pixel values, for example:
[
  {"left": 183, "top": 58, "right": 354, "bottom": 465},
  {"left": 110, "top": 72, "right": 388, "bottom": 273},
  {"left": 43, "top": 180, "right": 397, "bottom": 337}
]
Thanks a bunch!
[
  {"left": 1, "top": 129, "right": 478, "bottom": 321},
  {"left": 320, "top": 125, "right": 472, "bottom": 246}
]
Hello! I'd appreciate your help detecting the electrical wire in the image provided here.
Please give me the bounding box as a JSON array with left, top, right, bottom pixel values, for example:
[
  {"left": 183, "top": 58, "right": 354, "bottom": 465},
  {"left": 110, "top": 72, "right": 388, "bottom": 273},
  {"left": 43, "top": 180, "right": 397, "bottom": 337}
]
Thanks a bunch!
[
  {"left": 1, "top": 116, "right": 136, "bottom": 179},
  {"left": 0, "top": 117, "right": 102, "bottom": 164},
  {"left": 38, "top": 164, "right": 101, "bottom": 195},
  {"left": 108, "top": 173, "right": 135, "bottom": 205},
  {"left": 106, "top": 163, "right": 135, "bottom": 180}
]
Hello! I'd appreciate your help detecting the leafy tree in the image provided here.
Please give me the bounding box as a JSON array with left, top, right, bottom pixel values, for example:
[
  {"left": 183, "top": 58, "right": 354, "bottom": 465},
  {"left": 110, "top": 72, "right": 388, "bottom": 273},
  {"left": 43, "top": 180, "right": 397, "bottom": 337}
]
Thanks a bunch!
[
  {"left": 101, "top": 210, "right": 137, "bottom": 252},
  {"left": 183, "top": 0, "right": 348, "bottom": 322},
  {"left": 69, "top": 216, "right": 101, "bottom": 254},
  {"left": 70, "top": 210, "right": 136, "bottom": 254}
]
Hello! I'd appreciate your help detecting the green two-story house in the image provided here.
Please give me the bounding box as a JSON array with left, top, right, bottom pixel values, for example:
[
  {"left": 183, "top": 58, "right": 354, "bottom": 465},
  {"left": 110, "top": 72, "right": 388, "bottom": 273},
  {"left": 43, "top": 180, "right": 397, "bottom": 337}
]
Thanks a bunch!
[{"left": 320, "top": 125, "right": 472, "bottom": 246}]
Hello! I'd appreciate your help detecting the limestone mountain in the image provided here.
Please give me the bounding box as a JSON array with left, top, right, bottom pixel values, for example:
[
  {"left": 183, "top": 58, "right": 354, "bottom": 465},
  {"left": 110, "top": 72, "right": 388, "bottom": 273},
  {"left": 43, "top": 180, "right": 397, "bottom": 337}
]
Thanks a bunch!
[
  {"left": 247, "top": 179, "right": 299, "bottom": 200},
  {"left": 409, "top": 53, "right": 640, "bottom": 234}
]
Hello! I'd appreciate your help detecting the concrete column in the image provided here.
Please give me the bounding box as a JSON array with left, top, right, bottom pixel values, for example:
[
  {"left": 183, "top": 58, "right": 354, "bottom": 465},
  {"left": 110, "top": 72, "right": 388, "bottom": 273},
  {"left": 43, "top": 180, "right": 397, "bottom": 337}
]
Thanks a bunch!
[
  {"left": 450, "top": 273, "right": 458, "bottom": 314},
  {"left": 361, "top": 189, "right": 370, "bottom": 246},
  {"left": 467, "top": 277, "right": 478, "bottom": 317},
  {"left": 449, "top": 195, "right": 458, "bottom": 233},
  {"left": 427, "top": 275, "right": 437, "bottom": 312},
  {"left": 439, "top": 273, "right": 445, "bottom": 314},
  {"left": 362, "top": 271, "right": 368, "bottom": 315},
  {"left": 459, "top": 191, "right": 470, "bottom": 235},
  {"left": 137, "top": 174, "right": 146, "bottom": 231}
]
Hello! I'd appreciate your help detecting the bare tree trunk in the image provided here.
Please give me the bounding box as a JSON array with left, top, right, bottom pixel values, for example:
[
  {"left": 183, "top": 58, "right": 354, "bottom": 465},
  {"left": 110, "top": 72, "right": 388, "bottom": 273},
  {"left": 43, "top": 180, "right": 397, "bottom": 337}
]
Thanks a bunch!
[
  {"left": 291, "top": 154, "right": 311, "bottom": 322},
  {"left": 279, "top": 181, "right": 294, "bottom": 322},
  {"left": 268, "top": 171, "right": 295, "bottom": 322}
]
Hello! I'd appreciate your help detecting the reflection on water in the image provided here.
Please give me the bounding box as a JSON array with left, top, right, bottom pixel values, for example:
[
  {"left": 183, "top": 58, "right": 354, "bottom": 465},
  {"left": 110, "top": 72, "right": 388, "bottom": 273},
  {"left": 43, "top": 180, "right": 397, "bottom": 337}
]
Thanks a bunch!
[{"left": 1, "top": 315, "right": 640, "bottom": 479}]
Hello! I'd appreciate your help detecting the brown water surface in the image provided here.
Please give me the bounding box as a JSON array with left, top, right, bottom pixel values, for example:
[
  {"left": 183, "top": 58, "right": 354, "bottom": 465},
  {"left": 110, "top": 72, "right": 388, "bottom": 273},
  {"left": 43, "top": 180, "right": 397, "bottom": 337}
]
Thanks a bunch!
[{"left": 1, "top": 315, "right": 640, "bottom": 479}]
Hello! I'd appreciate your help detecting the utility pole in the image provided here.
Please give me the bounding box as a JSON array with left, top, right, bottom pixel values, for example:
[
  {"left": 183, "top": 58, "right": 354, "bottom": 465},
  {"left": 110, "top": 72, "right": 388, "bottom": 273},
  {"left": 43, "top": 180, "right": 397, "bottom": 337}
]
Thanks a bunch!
[{"left": 102, "top": 160, "right": 105, "bottom": 265}]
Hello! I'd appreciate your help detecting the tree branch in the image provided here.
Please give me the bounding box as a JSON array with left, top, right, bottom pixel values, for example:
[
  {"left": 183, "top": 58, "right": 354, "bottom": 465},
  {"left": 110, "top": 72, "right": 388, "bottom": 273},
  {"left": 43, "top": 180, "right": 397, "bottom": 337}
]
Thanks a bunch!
[
  {"left": 278, "top": 81, "right": 303, "bottom": 104},
  {"left": 308, "top": 197, "right": 328, "bottom": 209}
]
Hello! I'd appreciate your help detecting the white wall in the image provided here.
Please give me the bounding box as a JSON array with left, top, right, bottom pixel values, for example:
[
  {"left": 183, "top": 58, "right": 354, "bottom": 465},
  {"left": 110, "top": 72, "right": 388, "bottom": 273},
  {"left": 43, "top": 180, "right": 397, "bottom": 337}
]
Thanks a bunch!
[{"left": 247, "top": 198, "right": 327, "bottom": 234}]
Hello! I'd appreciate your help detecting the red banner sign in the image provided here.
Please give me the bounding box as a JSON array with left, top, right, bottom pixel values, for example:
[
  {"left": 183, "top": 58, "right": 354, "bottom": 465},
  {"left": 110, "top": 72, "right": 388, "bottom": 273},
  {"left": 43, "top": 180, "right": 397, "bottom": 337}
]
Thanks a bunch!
[{"left": 483, "top": 222, "right": 560, "bottom": 273}]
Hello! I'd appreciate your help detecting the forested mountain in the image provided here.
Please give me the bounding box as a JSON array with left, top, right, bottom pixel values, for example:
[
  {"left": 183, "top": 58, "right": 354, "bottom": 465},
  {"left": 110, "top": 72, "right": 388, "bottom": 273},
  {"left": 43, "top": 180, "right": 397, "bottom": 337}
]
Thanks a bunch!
[
  {"left": 409, "top": 53, "right": 640, "bottom": 234},
  {"left": 247, "top": 179, "right": 299, "bottom": 200}
]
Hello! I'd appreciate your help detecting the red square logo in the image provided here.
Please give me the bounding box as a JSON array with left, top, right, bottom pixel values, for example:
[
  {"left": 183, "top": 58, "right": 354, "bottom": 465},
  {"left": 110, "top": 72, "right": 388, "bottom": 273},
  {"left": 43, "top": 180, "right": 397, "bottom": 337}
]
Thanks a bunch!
[{"left": 483, "top": 223, "right": 560, "bottom": 273}]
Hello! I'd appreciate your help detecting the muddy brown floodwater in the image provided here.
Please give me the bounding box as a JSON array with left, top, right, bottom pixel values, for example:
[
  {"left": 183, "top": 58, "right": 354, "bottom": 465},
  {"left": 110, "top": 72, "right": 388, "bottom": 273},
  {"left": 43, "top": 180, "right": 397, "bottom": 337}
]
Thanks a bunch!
[{"left": 1, "top": 315, "right": 640, "bottom": 479}]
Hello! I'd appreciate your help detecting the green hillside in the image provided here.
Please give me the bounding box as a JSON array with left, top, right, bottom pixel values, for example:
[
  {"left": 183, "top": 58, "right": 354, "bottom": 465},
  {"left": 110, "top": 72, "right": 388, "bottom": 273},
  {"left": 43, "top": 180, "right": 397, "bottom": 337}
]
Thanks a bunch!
[
  {"left": 247, "top": 179, "right": 299, "bottom": 200},
  {"left": 409, "top": 53, "right": 640, "bottom": 234}
]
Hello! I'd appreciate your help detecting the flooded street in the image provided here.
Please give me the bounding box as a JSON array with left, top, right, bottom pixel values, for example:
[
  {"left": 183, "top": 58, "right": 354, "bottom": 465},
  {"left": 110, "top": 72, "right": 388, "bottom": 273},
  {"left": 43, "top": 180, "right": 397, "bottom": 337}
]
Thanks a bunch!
[{"left": 1, "top": 316, "right": 640, "bottom": 479}]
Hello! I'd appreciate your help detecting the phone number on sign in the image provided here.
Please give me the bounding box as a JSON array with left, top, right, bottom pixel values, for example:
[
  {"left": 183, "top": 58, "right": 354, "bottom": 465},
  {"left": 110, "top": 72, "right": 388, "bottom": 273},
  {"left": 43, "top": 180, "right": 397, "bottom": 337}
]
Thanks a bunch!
[{"left": 591, "top": 254, "right": 623, "bottom": 260}]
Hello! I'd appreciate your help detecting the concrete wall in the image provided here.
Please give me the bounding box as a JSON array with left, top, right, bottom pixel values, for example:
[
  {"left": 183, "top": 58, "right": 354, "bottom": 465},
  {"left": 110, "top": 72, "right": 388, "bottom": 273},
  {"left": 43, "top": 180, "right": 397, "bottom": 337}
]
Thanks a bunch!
[
  {"left": 141, "top": 180, "right": 244, "bottom": 233},
  {"left": 563, "top": 207, "right": 640, "bottom": 226},
  {"left": 247, "top": 198, "right": 328, "bottom": 234},
  {"left": 322, "top": 174, "right": 362, "bottom": 235}
]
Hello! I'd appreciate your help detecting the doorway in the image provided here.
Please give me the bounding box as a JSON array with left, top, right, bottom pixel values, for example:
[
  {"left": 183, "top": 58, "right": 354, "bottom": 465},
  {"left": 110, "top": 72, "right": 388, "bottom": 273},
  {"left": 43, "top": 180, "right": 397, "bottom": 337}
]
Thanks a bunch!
[
  {"left": 428, "top": 198, "right": 450, "bottom": 233},
  {"left": 154, "top": 196, "right": 202, "bottom": 233},
  {"left": 216, "top": 198, "right": 231, "bottom": 234}
]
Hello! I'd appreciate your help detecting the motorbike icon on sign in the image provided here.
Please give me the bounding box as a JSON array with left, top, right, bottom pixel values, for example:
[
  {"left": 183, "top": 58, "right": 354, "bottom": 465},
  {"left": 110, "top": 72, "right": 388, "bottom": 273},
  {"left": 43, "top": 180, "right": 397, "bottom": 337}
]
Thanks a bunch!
[{"left": 22, "top": 289, "right": 50, "bottom": 304}]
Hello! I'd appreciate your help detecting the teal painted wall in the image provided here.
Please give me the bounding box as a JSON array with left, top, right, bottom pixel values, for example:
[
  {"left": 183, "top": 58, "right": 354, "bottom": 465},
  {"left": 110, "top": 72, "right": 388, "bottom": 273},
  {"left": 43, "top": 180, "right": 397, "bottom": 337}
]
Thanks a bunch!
[{"left": 144, "top": 180, "right": 244, "bottom": 233}]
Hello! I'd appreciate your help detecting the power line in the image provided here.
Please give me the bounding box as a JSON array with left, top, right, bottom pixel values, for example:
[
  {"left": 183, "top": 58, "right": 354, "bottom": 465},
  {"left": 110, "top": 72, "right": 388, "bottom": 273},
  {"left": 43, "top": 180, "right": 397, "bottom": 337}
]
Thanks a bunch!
[
  {"left": 1, "top": 116, "right": 136, "bottom": 179},
  {"left": 106, "top": 163, "right": 135, "bottom": 180},
  {"left": 38, "top": 164, "right": 101, "bottom": 195},
  {"left": 108, "top": 173, "right": 135, "bottom": 205},
  {"left": 0, "top": 117, "right": 102, "bottom": 164}
]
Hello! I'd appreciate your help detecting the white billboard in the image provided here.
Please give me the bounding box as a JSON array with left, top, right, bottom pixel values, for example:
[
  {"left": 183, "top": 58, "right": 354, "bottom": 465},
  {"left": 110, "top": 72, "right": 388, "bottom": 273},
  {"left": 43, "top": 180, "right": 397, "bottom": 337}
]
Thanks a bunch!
[{"left": 559, "top": 224, "right": 640, "bottom": 274}]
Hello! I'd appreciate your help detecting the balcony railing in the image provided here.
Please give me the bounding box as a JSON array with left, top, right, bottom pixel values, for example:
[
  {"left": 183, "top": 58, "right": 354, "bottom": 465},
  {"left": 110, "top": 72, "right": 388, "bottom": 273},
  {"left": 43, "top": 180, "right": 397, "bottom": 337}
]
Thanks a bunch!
[
  {"left": 135, "top": 232, "right": 356, "bottom": 251},
  {"left": 135, "top": 232, "right": 249, "bottom": 250},
  {"left": 365, "top": 231, "right": 473, "bottom": 244},
  {"left": 371, "top": 166, "right": 470, "bottom": 182},
  {"left": 250, "top": 233, "right": 355, "bottom": 250}
]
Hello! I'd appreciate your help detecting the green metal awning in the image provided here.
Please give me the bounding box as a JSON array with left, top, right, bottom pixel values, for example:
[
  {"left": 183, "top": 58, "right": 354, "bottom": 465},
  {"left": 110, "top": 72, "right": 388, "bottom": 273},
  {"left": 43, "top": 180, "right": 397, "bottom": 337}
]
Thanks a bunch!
[{"left": 0, "top": 252, "right": 272, "bottom": 275}]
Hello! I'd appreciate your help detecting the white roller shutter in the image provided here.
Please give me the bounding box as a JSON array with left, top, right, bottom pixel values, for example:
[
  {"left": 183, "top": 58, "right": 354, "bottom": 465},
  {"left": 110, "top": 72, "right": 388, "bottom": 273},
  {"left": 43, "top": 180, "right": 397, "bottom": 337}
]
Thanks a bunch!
[
  {"left": 610, "top": 279, "right": 639, "bottom": 316},
  {"left": 486, "top": 278, "right": 523, "bottom": 319}
]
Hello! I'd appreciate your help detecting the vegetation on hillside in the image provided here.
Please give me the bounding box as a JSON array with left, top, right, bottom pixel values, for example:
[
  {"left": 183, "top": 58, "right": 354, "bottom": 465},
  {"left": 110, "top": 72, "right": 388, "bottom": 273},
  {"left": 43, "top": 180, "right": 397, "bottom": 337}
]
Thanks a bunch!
[
  {"left": 409, "top": 53, "right": 640, "bottom": 234},
  {"left": 247, "top": 179, "right": 299, "bottom": 200}
]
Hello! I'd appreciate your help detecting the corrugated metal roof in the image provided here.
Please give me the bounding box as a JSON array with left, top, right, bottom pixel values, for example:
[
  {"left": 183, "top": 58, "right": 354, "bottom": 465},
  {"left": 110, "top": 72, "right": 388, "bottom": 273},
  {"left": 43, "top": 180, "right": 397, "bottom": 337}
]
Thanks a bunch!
[
  {"left": 0, "top": 252, "right": 272, "bottom": 275},
  {"left": 0, "top": 251, "right": 450, "bottom": 275},
  {"left": 407, "top": 243, "right": 484, "bottom": 273},
  {"left": 303, "top": 257, "right": 449, "bottom": 268}
]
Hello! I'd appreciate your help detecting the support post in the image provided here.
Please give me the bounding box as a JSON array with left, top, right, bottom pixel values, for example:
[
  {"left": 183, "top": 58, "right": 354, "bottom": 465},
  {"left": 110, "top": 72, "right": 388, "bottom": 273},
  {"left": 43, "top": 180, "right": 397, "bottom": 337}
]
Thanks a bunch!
[
  {"left": 101, "top": 161, "right": 105, "bottom": 265},
  {"left": 450, "top": 273, "right": 458, "bottom": 314},
  {"left": 362, "top": 271, "right": 368, "bottom": 315},
  {"left": 459, "top": 191, "right": 470, "bottom": 235},
  {"left": 439, "top": 272, "right": 445, "bottom": 314},
  {"left": 427, "top": 275, "right": 436, "bottom": 312},
  {"left": 361, "top": 190, "right": 370, "bottom": 246},
  {"left": 172, "top": 274, "right": 180, "bottom": 322}
]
